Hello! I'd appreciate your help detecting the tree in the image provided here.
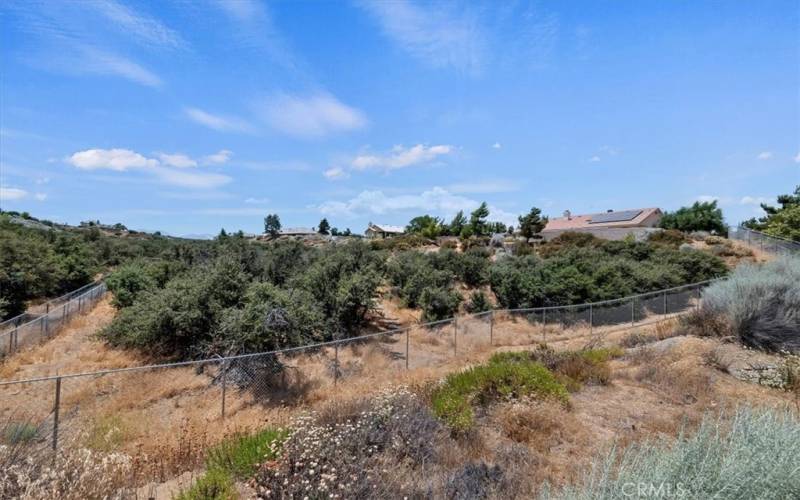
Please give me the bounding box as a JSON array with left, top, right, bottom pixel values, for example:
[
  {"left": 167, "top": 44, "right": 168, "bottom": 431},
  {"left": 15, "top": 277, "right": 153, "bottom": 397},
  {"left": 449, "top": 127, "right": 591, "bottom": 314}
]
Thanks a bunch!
[
  {"left": 448, "top": 210, "right": 467, "bottom": 236},
  {"left": 487, "top": 221, "right": 507, "bottom": 234},
  {"left": 518, "top": 207, "right": 547, "bottom": 238},
  {"left": 406, "top": 215, "right": 444, "bottom": 238},
  {"left": 318, "top": 218, "right": 331, "bottom": 235},
  {"left": 330, "top": 227, "right": 340, "bottom": 236},
  {"left": 743, "top": 186, "right": 800, "bottom": 241},
  {"left": 469, "top": 202, "right": 490, "bottom": 236},
  {"left": 659, "top": 201, "right": 727, "bottom": 235},
  {"left": 343, "top": 228, "right": 352, "bottom": 236},
  {"left": 264, "top": 214, "right": 281, "bottom": 237}
]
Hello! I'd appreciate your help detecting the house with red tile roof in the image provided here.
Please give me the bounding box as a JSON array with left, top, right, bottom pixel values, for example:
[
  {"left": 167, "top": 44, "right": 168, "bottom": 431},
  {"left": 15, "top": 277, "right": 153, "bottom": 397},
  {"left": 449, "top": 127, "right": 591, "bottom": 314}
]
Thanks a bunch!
[{"left": 541, "top": 207, "right": 663, "bottom": 241}]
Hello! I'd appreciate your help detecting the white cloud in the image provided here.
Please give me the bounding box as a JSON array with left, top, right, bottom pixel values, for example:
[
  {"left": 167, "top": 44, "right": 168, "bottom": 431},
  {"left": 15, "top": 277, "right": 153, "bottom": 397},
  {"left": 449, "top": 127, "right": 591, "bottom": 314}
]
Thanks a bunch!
[
  {"left": 244, "top": 197, "right": 270, "bottom": 204},
  {"left": 152, "top": 167, "right": 231, "bottom": 189},
  {"left": 35, "top": 176, "right": 50, "bottom": 185},
  {"left": 323, "top": 167, "right": 350, "bottom": 180},
  {"left": 68, "top": 148, "right": 232, "bottom": 189},
  {"left": 757, "top": 151, "right": 773, "bottom": 160},
  {"left": 740, "top": 196, "right": 771, "bottom": 206},
  {"left": 255, "top": 93, "right": 367, "bottom": 138},
  {"left": 78, "top": 46, "right": 162, "bottom": 87},
  {"left": 34, "top": 193, "right": 48, "bottom": 201},
  {"left": 492, "top": 142, "right": 501, "bottom": 149},
  {"left": 184, "top": 107, "right": 252, "bottom": 133},
  {"left": 202, "top": 150, "right": 233, "bottom": 165},
  {"left": 89, "top": 0, "right": 185, "bottom": 49},
  {"left": 158, "top": 153, "right": 197, "bottom": 168},
  {"left": 352, "top": 144, "right": 453, "bottom": 171},
  {"left": 319, "top": 186, "right": 481, "bottom": 218},
  {"left": 1, "top": 186, "right": 28, "bottom": 201},
  {"left": 358, "top": 0, "right": 485, "bottom": 73},
  {"left": 588, "top": 155, "right": 600, "bottom": 162},
  {"left": 68, "top": 148, "right": 158, "bottom": 171},
  {"left": 794, "top": 152, "right": 800, "bottom": 163}
]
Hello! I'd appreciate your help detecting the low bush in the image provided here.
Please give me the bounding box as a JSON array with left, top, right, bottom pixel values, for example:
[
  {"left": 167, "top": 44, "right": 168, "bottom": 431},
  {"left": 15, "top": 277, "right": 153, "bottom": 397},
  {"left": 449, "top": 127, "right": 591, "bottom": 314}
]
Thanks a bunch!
[
  {"left": 254, "top": 388, "right": 446, "bottom": 498},
  {"left": 420, "top": 286, "right": 463, "bottom": 321},
  {"left": 176, "top": 468, "right": 236, "bottom": 500},
  {"left": 205, "top": 428, "right": 285, "bottom": 480},
  {"left": 466, "top": 290, "right": 492, "bottom": 313},
  {"left": 490, "top": 346, "right": 622, "bottom": 392},
  {"left": 647, "top": 229, "right": 688, "bottom": 247},
  {"left": 431, "top": 357, "right": 569, "bottom": 432},
  {"left": 178, "top": 428, "right": 284, "bottom": 500},
  {"left": 689, "top": 257, "right": 800, "bottom": 353},
  {"left": 539, "top": 407, "right": 800, "bottom": 499}
]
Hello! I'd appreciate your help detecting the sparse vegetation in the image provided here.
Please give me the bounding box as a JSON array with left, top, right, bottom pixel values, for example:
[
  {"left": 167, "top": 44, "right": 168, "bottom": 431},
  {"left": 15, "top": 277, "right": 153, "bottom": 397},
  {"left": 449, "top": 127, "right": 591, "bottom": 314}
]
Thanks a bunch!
[
  {"left": 540, "top": 407, "right": 800, "bottom": 499},
  {"left": 431, "top": 354, "right": 569, "bottom": 432},
  {"left": 685, "top": 256, "right": 800, "bottom": 353}
]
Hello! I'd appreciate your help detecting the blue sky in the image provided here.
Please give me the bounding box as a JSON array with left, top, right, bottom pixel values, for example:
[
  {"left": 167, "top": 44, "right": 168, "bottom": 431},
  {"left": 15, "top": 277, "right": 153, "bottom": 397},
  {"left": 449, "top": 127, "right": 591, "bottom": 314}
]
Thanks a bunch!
[{"left": 1, "top": 0, "right": 798, "bottom": 237}]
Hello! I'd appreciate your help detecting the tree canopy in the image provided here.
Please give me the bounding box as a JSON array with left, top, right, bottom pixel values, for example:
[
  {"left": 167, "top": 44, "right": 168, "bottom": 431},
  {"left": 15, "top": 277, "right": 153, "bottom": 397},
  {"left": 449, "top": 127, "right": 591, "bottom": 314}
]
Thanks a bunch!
[
  {"left": 659, "top": 201, "right": 727, "bottom": 235},
  {"left": 743, "top": 186, "right": 800, "bottom": 242},
  {"left": 518, "top": 207, "right": 547, "bottom": 238},
  {"left": 264, "top": 214, "right": 281, "bottom": 237}
]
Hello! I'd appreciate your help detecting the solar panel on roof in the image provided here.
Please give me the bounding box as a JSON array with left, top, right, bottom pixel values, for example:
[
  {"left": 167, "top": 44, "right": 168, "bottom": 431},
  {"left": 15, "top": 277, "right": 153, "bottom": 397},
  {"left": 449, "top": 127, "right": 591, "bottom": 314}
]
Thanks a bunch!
[{"left": 588, "top": 209, "right": 643, "bottom": 224}]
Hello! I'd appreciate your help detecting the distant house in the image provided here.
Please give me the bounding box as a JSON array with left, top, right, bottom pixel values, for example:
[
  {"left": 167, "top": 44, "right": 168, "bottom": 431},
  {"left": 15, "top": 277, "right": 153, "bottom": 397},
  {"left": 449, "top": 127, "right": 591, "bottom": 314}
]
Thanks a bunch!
[
  {"left": 541, "top": 208, "right": 663, "bottom": 241},
  {"left": 365, "top": 222, "right": 405, "bottom": 239}
]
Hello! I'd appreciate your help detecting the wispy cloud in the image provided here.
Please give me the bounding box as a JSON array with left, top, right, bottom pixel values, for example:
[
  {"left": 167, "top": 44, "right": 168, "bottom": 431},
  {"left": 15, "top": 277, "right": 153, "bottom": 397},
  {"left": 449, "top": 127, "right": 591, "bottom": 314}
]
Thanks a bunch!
[
  {"left": 794, "top": 152, "right": 800, "bottom": 163},
  {"left": 357, "top": 0, "right": 485, "bottom": 74},
  {"left": 323, "top": 167, "right": 350, "bottom": 180},
  {"left": 158, "top": 152, "right": 197, "bottom": 168},
  {"left": 67, "top": 148, "right": 232, "bottom": 189},
  {"left": 1, "top": 186, "right": 29, "bottom": 201},
  {"left": 351, "top": 144, "right": 452, "bottom": 171},
  {"left": 184, "top": 108, "right": 253, "bottom": 133},
  {"left": 87, "top": 0, "right": 185, "bottom": 50},
  {"left": 7, "top": 1, "right": 175, "bottom": 87},
  {"left": 210, "top": 0, "right": 300, "bottom": 71},
  {"left": 757, "top": 151, "right": 773, "bottom": 160},
  {"left": 244, "top": 197, "right": 270, "bottom": 204},
  {"left": 254, "top": 93, "right": 367, "bottom": 138},
  {"left": 740, "top": 196, "right": 771, "bottom": 206},
  {"left": 492, "top": 142, "right": 501, "bottom": 149},
  {"left": 202, "top": 150, "right": 233, "bottom": 165}
]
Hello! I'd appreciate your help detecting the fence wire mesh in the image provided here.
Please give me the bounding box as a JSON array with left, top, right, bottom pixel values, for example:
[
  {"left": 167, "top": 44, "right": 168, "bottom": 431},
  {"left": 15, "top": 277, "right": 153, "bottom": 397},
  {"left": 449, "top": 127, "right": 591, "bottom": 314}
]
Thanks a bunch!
[
  {"left": 0, "top": 282, "right": 107, "bottom": 357},
  {"left": 0, "top": 280, "right": 714, "bottom": 463},
  {"left": 730, "top": 226, "right": 800, "bottom": 256}
]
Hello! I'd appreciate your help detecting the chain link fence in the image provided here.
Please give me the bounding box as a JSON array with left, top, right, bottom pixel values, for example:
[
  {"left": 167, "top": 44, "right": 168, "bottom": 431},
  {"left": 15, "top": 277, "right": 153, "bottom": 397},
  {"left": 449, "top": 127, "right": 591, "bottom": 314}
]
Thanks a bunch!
[
  {"left": 0, "top": 279, "right": 716, "bottom": 463},
  {"left": 0, "top": 282, "right": 107, "bottom": 358},
  {"left": 729, "top": 226, "right": 800, "bottom": 256}
]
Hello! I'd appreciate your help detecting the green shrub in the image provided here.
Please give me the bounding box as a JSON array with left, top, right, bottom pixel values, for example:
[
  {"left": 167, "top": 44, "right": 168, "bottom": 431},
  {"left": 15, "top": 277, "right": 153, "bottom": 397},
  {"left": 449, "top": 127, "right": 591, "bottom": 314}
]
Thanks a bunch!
[
  {"left": 420, "top": 287, "right": 463, "bottom": 322},
  {"left": 539, "top": 407, "right": 800, "bottom": 499},
  {"left": 205, "top": 428, "right": 285, "bottom": 479},
  {"left": 2, "top": 421, "right": 39, "bottom": 444},
  {"left": 647, "top": 229, "right": 688, "bottom": 247},
  {"left": 465, "top": 290, "right": 491, "bottom": 313},
  {"left": 431, "top": 358, "right": 568, "bottom": 432},
  {"left": 176, "top": 468, "right": 236, "bottom": 500}
]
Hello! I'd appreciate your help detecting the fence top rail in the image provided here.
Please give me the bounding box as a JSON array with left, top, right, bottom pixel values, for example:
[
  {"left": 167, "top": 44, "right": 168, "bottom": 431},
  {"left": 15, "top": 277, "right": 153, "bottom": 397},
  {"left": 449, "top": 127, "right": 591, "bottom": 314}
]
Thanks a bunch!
[
  {"left": 734, "top": 226, "right": 800, "bottom": 246},
  {"left": 0, "top": 283, "right": 106, "bottom": 339},
  {"left": 0, "top": 280, "right": 105, "bottom": 329},
  {"left": 0, "top": 277, "right": 721, "bottom": 387}
]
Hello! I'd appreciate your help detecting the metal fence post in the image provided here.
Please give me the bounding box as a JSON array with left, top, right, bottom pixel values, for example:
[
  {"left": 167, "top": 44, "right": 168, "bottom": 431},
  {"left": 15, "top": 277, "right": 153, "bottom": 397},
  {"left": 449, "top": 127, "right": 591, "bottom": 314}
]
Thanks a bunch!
[
  {"left": 44, "top": 314, "right": 49, "bottom": 338},
  {"left": 405, "top": 328, "right": 410, "bottom": 370},
  {"left": 453, "top": 317, "right": 458, "bottom": 356},
  {"left": 221, "top": 362, "right": 227, "bottom": 419},
  {"left": 662, "top": 290, "right": 668, "bottom": 317},
  {"left": 542, "top": 309, "right": 547, "bottom": 342},
  {"left": 489, "top": 310, "right": 494, "bottom": 346},
  {"left": 631, "top": 298, "right": 635, "bottom": 326},
  {"left": 589, "top": 303, "right": 593, "bottom": 335},
  {"left": 52, "top": 376, "right": 62, "bottom": 451},
  {"left": 334, "top": 344, "right": 339, "bottom": 385}
]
